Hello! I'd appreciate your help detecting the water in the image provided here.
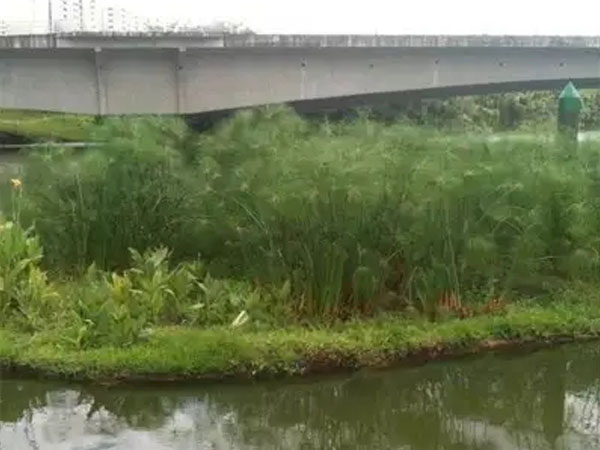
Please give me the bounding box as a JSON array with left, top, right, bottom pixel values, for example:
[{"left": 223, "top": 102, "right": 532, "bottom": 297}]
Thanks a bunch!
[{"left": 1, "top": 343, "right": 599, "bottom": 450}]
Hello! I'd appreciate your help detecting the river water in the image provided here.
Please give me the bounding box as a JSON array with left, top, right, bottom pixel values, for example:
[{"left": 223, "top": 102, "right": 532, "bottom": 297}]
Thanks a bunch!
[{"left": 0, "top": 343, "right": 599, "bottom": 450}]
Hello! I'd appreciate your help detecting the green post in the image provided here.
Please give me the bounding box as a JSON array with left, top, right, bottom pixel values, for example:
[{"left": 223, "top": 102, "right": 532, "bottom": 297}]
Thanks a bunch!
[{"left": 558, "top": 81, "right": 583, "bottom": 147}]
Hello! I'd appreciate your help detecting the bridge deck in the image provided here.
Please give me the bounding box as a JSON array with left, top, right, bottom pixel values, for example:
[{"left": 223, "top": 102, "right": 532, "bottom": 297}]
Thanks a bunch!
[
  {"left": 2, "top": 34, "right": 600, "bottom": 115},
  {"left": 2, "top": 33, "right": 600, "bottom": 50}
]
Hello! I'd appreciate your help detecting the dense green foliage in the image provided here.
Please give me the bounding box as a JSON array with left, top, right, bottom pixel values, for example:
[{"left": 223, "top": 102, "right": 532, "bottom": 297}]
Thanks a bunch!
[
  {"left": 406, "top": 89, "right": 600, "bottom": 131},
  {"left": 2, "top": 106, "right": 600, "bottom": 352},
  {"left": 23, "top": 118, "right": 198, "bottom": 269},
  {"left": 0, "top": 223, "right": 291, "bottom": 348}
]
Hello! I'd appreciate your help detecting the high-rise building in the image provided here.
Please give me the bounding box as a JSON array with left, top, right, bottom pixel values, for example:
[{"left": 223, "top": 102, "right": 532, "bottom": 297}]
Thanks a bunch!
[
  {"left": 101, "top": 6, "right": 116, "bottom": 32},
  {"left": 1, "top": 1, "right": 176, "bottom": 34},
  {"left": 51, "top": 0, "right": 82, "bottom": 32},
  {"left": 101, "top": 6, "right": 145, "bottom": 33},
  {"left": 82, "top": 0, "right": 101, "bottom": 32}
]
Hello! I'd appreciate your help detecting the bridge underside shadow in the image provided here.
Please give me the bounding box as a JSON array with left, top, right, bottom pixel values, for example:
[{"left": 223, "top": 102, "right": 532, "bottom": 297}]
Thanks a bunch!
[{"left": 185, "top": 77, "right": 600, "bottom": 131}]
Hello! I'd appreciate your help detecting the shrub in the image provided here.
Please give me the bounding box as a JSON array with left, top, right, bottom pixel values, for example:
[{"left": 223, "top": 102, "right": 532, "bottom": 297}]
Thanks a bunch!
[
  {"left": 22, "top": 117, "right": 200, "bottom": 270},
  {"left": 58, "top": 247, "right": 290, "bottom": 348},
  {"left": 59, "top": 248, "right": 204, "bottom": 348},
  {"left": 184, "top": 276, "right": 292, "bottom": 327},
  {"left": 0, "top": 220, "right": 58, "bottom": 331}
]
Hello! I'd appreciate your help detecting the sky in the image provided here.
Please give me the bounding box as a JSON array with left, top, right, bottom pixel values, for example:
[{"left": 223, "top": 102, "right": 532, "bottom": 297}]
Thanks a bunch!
[{"left": 3, "top": 0, "right": 600, "bottom": 35}]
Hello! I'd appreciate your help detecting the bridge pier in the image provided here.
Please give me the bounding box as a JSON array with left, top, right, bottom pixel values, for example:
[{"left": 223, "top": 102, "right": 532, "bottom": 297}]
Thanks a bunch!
[
  {"left": 175, "top": 48, "right": 187, "bottom": 114},
  {"left": 94, "top": 48, "right": 107, "bottom": 115}
]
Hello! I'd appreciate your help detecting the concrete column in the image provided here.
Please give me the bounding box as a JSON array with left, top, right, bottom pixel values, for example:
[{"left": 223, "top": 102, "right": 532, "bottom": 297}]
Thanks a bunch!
[
  {"left": 94, "top": 48, "right": 108, "bottom": 115},
  {"left": 300, "top": 57, "right": 307, "bottom": 100},
  {"left": 432, "top": 57, "right": 440, "bottom": 87},
  {"left": 175, "top": 48, "right": 186, "bottom": 114}
]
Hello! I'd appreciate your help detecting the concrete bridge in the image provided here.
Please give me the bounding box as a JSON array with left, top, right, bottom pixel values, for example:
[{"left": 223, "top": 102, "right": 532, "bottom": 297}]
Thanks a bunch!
[{"left": 2, "top": 33, "right": 600, "bottom": 115}]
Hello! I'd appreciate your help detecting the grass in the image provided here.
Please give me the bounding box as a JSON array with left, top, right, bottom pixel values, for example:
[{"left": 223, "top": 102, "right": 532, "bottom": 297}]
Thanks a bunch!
[
  {"left": 0, "top": 109, "right": 94, "bottom": 141},
  {"left": 1, "top": 300, "right": 599, "bottom": 381}
]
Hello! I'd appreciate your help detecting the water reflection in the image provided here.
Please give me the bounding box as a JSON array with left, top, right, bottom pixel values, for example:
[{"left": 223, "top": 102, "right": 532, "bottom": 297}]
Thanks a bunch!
[{"left": 1, "top": 343, "right": 599, "bottom": 450}]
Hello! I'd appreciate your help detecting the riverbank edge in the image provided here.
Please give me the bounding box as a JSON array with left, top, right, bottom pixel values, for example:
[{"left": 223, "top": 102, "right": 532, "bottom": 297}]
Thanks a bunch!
[{"left": 1, "top": 304, "right": 599, "bottom": 383}]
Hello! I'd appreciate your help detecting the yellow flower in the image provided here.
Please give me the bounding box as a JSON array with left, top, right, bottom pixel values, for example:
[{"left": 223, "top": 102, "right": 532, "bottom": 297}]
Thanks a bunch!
[{"left": 10, "top": 178, "right": 22, "bottom": 189}]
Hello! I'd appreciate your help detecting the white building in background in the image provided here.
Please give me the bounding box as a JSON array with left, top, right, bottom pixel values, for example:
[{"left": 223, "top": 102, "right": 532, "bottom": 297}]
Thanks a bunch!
[
  {"left": 101, "top": 6, "right": 145, "bottom": 32},
  {"left": 51, "top": 0, "right": 82, "bottom": 32},
  {"left": 52, "top": 0, "right": 106, "bottom": 32},
  {"left": 0, "top": 0, "right": 223, "bottom": 34},
  {"left": 82, "top": 0, "right": 101, "bottom": 32},
  {"left": 0, "top": 0, "right": 148, "bottom": 34}
]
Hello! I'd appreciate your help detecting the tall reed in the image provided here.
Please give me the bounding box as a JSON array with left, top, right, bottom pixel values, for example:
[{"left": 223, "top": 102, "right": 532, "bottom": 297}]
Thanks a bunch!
[{"left": 18, "top": 107, "right": 600, "bottom": 317}]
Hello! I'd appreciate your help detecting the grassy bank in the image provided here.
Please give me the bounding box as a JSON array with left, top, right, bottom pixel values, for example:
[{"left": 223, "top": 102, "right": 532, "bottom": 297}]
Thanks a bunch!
[
  {"left": 0, "top": 109, "right": 94, "bottom": 141},
  {"left": 1, "top": 300, "right": 599, "bottom": 381}
]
